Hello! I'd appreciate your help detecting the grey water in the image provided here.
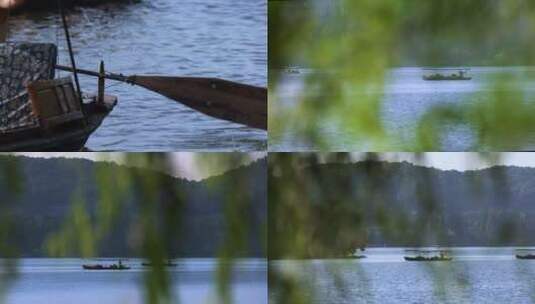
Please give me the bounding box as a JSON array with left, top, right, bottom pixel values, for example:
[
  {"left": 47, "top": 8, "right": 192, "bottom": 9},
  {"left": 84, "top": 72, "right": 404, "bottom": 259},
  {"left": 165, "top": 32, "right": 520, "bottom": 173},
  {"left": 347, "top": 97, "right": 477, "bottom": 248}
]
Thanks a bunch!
[
  {"left": 3, "top": 258, "right": 267, "bottom": 304},
  {"left": 270, "top": 247, "right": 535, "bottom": 304},
  {"left": 270, "top": 67, "right": 535, "bottom": 151},
  {"left": 6, "top": 0, "right": 266, "bottom": 151}
]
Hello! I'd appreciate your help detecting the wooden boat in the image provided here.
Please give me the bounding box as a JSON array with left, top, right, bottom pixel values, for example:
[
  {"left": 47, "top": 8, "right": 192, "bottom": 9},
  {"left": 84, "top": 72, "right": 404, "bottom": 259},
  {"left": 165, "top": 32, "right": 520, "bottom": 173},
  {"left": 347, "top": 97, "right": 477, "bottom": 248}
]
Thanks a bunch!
[
  {"left": 1, "top": 34, "right": 117, "bottom": 152},
  {"left": 404, "top": 249, "right": 452, "bottom": 262},
  {"left": 1, "top": 0, "right": 121, "bottom": 152},
  {"left": 515, "top": 249, "right": 535, "bottom": 259},
  {"left": 422, "top": 68, "right": 472, "bottom": 81},
  {"left": 404, "top": 255, "right": 452, "bottom": 262},
  {"left": 83, "top": 261, "right": 130, "bottom": 270},
  {"left": 3, "top": 2, "right": 266, "bottom": 136},
  {"left": 0, "top": 92, "right": 116, "bottom": 151},
  {"left": 83, "top": 264, "right": 131, "bottom": 270}
]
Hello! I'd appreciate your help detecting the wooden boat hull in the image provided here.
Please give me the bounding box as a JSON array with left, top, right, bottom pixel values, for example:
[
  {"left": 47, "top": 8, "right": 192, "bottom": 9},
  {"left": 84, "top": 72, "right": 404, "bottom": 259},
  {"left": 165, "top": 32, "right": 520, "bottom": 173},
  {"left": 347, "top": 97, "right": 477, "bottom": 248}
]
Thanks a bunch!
[
  {"left": 423, "top": 76, "right": 472, "bottom": 81},
  {"left": 404, "top": 256, "right": 452, "bottom": 262},
  {"left": 83, "top": 264, "right": 130, "bottom": 270},
  {"left": 0, "top": 96, "right": 116, "bottom": 151}
]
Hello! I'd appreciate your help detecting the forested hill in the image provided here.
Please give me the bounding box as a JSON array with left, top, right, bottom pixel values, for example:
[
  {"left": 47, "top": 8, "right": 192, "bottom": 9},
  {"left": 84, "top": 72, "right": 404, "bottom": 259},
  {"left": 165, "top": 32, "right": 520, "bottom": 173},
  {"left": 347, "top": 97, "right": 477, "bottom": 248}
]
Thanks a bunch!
[
  {"left": 0, "top": 156, "right": 266, "bottom": 258},
  {"left": 271, "top": 160, "right": 535, "bottom": 250}
]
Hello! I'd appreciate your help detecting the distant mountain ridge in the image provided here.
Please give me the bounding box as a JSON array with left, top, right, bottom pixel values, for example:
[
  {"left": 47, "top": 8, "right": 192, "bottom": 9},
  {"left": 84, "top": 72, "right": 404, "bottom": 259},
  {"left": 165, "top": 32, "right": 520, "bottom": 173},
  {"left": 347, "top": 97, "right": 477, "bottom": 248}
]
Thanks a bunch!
[
  {"left": 0, "top": 155, "right": 266, "bottom": 258},
  {"left": 272, "top": 160, "right": 535, "bottom": 250}
]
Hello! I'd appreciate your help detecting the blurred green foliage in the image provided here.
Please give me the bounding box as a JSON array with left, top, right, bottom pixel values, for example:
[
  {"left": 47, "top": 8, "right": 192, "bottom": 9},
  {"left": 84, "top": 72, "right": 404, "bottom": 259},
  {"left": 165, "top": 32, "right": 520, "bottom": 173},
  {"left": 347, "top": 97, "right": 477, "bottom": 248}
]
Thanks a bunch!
[
  {"left": 268, "top": 152, "right": 520, "bottom": 304},
  {"left": 269, "top": 0, "right": 535, "bottom": 150},
  {"left": 0, "top": 153, "right": 262, "bottom": 304},
  {"left": 0, "top": 157, "right": 21, "bottom": 304}
]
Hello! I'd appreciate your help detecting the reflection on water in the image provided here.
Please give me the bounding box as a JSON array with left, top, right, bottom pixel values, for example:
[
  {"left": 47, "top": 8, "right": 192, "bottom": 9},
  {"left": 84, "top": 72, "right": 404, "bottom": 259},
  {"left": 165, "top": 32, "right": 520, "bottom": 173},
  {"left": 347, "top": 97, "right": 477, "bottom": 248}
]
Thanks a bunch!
[
  {"left": 270, "top": 67, "right": 535, "bottom": 151},
  {"left": 271, "top": 247, "right": 535, "bottom": 304},
  {"left": 6, "top": 0, "right": 267, "bottom": 151},
  {"left": 5, "top": 258, "right": 267, "bottom": 304}
]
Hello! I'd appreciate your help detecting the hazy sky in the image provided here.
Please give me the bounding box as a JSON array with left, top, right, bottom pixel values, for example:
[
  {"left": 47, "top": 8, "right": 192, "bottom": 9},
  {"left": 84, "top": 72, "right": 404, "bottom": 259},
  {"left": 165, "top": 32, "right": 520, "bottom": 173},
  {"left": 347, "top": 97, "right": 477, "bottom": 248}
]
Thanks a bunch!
[
  {"left": 350, "top": 153, "right": 535, "bottom": 171},
  {"left": 6, "top": 153, "right": 266, "bottom": 180}
]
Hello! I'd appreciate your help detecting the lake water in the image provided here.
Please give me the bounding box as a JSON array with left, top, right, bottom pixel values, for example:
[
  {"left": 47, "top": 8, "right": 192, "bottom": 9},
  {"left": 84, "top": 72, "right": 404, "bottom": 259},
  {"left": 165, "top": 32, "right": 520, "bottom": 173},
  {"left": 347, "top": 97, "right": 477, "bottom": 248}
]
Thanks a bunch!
[
  {"left": 5, "top": 0, "right": 267, "bottom": 151},
  {"left": 270, "top": 247, "right": 535, "bottom": 304},
  {"left": 270, "top": 67, "right": 535, "bottom": 151},
  {"left": 2, "top": 258, "right": 266, "bottom": 304}
]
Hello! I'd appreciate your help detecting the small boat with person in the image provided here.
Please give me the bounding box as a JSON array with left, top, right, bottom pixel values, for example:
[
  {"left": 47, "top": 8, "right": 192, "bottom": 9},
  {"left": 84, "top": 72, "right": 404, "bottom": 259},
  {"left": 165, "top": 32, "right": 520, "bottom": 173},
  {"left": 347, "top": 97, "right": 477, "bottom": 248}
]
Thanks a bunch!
[
  {"left": 422, "top": 68, "right": 472, "bottom": 81},
  {"left": 515, "top": 249, "right": 535, "bottom": 260},
  {"left": 83, "top": 260, "right": 130, "bottom": 270},
  {"left": 404, "top": 249, "right": 452, "bottom": 262}
]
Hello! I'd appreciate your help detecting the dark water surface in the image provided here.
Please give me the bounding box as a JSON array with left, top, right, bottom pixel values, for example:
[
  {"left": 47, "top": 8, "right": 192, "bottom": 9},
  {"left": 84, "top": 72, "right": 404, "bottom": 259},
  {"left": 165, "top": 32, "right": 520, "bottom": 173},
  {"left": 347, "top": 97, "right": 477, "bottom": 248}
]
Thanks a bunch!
[
  {"left": 4, "top": 258, "right": 267, "bottom": 304},
  {"left": 271, "top": 247, "right": 535, "bottom": 304},
  {"left": 270, "top": 67, "right": 535, "bottom": 151},
  {"left": 6, "top": 0, "right": 267, "bottom": 151}
]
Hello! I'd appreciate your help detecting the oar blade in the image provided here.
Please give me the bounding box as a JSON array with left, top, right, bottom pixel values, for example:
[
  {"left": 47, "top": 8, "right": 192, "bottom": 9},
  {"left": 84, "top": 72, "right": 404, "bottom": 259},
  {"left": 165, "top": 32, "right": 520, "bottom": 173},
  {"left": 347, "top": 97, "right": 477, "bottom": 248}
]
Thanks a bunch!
[{"left": 131, "top": 76, "right": 267, "bottom": 130}]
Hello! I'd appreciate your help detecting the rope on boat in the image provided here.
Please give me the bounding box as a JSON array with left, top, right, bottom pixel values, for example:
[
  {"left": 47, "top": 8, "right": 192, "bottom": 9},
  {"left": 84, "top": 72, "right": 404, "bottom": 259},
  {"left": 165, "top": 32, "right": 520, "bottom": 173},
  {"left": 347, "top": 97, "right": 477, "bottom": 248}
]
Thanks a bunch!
[{"left": 56, "top": 0, "right": 84, "bottom": 108}]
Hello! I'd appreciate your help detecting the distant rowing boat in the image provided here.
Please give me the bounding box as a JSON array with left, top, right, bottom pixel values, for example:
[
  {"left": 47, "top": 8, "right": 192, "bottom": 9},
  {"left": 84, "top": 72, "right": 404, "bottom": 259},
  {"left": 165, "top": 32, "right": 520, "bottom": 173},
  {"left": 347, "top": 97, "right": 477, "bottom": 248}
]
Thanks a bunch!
[
  {"left": 422, "top": 68, "right": 472, "bottom": 81},
  {"left": 515, "top": 249, "right": 535, "bottom": 259},
  {"left": 404, "top": 249, "right": 452, "bottom": 262},
  {"left": 404, "top": 256, "right": 452, "bottom": 261},
  {"left": 83, "top": 264, "right": 131, "bottom": 270},
  {"left": 83, "top": 260, "right": 130, "bottom": 270}
]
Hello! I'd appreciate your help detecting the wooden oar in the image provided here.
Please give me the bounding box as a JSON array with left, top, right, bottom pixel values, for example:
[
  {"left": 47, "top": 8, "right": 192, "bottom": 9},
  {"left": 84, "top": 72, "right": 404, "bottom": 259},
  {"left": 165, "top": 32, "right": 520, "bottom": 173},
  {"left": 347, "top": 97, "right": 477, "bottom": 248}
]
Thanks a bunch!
[{"left": 55, "top": 65, "right": 267, "bottom": 130}]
